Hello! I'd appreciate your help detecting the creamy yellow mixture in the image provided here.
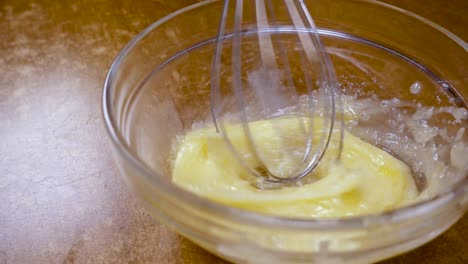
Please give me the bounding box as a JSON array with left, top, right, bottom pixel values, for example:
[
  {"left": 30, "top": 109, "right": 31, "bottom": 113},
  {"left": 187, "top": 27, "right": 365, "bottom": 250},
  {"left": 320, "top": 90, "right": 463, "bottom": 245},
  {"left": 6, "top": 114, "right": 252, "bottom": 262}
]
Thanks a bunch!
[{"left": 172, "top": 117, "right": 418, "bottom": 218}]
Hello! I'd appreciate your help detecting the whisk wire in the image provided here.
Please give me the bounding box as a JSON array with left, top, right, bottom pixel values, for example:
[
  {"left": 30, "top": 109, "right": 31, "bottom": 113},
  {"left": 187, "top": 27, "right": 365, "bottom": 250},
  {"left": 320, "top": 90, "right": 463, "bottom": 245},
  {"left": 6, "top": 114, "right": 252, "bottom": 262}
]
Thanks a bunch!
[{"left": 211, "top": 0, "right": 342, "bottom": 186}]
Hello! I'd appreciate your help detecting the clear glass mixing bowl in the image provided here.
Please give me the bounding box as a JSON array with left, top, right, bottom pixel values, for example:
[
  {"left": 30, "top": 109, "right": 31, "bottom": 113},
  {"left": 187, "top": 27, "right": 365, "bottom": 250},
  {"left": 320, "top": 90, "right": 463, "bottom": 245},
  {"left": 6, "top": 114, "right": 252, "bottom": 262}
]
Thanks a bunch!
[{"left": 103, "top": 0, "right": 468, "bottom": 263}]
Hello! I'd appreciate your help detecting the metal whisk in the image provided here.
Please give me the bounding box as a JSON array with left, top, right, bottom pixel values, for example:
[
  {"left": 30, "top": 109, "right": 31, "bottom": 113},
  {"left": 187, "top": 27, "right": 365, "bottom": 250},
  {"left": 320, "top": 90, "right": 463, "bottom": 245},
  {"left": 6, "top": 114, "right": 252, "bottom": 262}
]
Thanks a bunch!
[{"left": 211, "top": 0, "right": 342, "bottom": 186}]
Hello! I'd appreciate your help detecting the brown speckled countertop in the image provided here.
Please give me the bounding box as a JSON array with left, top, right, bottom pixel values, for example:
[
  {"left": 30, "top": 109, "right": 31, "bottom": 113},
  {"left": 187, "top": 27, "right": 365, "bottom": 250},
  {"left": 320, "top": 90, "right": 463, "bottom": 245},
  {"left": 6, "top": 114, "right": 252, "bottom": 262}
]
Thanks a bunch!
[{"left": 1, "top": 0, "right": 466, "bottom": 263}]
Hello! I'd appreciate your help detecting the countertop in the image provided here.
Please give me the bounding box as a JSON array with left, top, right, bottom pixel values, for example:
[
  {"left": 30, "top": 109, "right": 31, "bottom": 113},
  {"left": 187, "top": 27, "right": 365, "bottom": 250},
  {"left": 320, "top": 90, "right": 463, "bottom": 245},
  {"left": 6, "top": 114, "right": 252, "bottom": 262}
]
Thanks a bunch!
[{"left": 1, "top": 0, "right": 467, "bottom": 263}]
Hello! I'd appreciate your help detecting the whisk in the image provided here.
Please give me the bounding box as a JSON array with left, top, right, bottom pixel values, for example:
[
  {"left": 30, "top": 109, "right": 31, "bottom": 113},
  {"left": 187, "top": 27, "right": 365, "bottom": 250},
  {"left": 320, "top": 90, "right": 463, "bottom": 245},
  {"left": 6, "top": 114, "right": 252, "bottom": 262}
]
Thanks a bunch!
[{"left": 211, "top": 0, "right": 342, "bottom": 186}]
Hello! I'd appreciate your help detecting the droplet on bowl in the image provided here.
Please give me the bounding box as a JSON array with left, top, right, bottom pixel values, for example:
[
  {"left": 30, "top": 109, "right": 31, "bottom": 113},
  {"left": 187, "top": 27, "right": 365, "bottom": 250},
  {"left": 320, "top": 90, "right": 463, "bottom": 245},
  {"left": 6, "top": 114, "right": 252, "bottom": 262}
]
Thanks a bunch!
[{"left": 410, "top": 81, "right": 422, "bottom": 94}]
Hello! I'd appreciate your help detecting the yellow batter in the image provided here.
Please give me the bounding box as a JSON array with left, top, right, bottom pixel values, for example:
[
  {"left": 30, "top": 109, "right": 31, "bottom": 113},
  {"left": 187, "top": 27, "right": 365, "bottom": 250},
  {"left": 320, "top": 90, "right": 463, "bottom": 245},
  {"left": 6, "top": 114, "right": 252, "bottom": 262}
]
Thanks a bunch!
[{"left": 172, "top": 117, "right": 417, "bottom": 218}]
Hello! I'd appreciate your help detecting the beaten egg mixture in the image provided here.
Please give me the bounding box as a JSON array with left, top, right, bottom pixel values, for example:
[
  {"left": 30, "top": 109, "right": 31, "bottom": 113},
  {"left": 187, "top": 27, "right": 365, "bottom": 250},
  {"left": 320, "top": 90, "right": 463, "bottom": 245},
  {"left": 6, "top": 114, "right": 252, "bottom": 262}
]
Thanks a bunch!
[{"left": 172, "top": 117, "right": 417, "bottom": 218}]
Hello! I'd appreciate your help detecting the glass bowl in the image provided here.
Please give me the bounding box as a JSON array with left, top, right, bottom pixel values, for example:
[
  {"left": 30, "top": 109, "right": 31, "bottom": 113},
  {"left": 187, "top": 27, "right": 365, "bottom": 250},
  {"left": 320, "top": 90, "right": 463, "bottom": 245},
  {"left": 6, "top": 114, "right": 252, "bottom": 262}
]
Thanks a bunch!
[{"left": 103, "top": 0, "right": 468, "bottom": 263}]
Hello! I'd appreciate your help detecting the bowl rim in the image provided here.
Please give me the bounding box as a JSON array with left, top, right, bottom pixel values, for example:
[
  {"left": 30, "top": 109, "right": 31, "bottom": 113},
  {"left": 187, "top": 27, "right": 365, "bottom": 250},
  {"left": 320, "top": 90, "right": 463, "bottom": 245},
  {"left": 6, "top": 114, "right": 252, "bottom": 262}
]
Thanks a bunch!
[{"left": 102, "top": 0, "right": 468, "bottom": 230}]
